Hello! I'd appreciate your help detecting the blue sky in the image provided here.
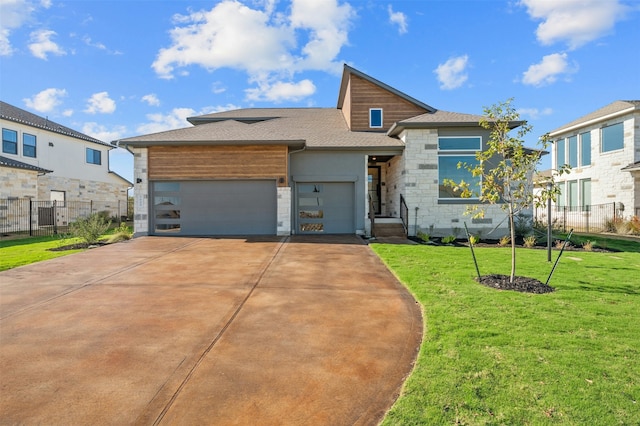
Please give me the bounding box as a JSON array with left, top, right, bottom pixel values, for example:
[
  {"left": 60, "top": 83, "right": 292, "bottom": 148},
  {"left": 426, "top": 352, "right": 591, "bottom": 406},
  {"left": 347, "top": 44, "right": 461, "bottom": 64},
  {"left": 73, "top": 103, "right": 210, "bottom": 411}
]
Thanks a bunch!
[{"left": 1, "top": 0, "right": 639, "bottom": 182}]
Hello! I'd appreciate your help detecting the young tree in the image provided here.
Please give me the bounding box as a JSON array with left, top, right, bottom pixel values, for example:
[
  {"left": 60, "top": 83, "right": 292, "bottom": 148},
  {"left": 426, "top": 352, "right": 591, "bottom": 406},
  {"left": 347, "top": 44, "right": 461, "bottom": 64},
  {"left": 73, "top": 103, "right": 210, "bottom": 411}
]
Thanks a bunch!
[{"left": 445, "top": 98, "right": 568, "bottom": 283}]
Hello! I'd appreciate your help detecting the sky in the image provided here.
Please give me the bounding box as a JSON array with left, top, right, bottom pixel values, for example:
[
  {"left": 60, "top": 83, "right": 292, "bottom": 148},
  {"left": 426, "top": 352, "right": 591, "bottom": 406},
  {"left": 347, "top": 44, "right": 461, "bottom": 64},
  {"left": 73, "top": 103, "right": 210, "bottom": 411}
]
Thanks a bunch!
[{"left": 1, "top": 0, "right": 639, "bottom": 182}]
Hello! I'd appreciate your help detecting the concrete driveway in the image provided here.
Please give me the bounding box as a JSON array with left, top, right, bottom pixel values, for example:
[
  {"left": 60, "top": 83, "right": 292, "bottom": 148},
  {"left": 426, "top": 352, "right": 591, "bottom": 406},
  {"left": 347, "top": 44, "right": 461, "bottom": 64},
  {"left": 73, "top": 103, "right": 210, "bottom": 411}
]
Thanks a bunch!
[{"left": 0, "top": 235, "right": 422, "bottom": 425}]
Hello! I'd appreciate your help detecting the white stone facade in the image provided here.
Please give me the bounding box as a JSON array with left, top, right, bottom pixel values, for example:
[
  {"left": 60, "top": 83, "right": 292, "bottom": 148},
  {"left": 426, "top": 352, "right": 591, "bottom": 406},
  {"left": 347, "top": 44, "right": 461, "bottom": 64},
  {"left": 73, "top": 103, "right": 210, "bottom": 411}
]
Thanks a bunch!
[
  {"left": 551, "top": 109, "right": 640, "bottom": 219},
  {"left": 0, "top": 167, "right": 38, "bottom": 199}
]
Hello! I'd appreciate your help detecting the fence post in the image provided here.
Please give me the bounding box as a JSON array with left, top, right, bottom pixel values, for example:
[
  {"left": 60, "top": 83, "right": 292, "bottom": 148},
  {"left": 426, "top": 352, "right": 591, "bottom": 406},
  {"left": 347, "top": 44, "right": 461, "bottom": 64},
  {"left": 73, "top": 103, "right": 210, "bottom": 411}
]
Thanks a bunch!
[
  {"left": 586, "top": 207, "right": 589, "bottom": 233},
  {"left": 29, "top": 199, "right": 33, "bottom": 236},
  {"left": 53, "top": 200, "right": 57, "bottom": 235},
  {"left": 563, "top": 206, "right": 567, "bottom": 233}
]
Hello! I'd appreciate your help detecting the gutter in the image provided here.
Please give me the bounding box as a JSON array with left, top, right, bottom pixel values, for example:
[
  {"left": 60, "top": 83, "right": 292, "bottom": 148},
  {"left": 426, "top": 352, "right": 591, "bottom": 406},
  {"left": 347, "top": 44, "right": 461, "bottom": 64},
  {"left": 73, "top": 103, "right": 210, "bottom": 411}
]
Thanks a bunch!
[{"left": 548, "top": 106, "right": 637, "bottom": 137}]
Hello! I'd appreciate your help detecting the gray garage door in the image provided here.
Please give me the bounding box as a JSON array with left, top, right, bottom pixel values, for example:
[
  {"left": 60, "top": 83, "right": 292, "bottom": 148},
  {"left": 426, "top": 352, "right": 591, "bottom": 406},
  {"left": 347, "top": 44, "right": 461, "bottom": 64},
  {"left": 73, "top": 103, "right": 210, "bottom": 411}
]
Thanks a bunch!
[
  {"left": 152, "top": 180, "right": 277, "bottom": 236},
  {"left": 297, "top": 182, "right": 354, "bottom": 234}
]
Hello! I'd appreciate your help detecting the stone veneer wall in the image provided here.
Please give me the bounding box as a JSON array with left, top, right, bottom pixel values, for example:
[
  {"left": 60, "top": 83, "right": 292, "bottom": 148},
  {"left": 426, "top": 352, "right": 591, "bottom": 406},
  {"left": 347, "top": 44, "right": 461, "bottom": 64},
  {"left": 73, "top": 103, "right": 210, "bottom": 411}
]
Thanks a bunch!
[
  {"left": 0, "top": 167, "right": 38, "bottom": 199},
  {"left": 277, "top": 186, "right": 291, "bottom": 236},
  {"left": 401, "top": 128, "right": 508, "bottom": 238},
  {"left": 133, "top": 147, "right": 149, "bottom": 236},
  {"left": 384, "top": 155, "right": 404, "bottom": 218}
]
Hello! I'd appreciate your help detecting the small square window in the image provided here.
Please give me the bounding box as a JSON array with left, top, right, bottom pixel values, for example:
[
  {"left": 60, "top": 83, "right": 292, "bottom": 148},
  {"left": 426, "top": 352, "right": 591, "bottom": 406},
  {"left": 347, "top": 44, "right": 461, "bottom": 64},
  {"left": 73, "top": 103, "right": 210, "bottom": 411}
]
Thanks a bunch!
[
  {"left": 369, "top": 108, "right": 383, "bottom": 128},
  {"left": 86, "top": 147, "right": 101, "bottom": 165},
  {"left": 2, "top": 128, "right": 18, "bottom": 155},
  {"left": 23, "top": 133, "right": 36, "bottom": 158}
]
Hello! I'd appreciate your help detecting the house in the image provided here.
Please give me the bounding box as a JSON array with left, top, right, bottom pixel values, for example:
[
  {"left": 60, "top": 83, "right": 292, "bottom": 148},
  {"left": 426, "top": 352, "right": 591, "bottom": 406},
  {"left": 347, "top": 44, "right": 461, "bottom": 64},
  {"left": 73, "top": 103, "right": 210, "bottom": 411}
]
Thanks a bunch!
[
  {"left": 548, "top": 100, "right": 640, "bottom": 219},
  {"left": 117, "top": 65, "right": 512, "bottom": 238},
  {"left": 1, "top": 101, "right": 131, "bottom": 225}
]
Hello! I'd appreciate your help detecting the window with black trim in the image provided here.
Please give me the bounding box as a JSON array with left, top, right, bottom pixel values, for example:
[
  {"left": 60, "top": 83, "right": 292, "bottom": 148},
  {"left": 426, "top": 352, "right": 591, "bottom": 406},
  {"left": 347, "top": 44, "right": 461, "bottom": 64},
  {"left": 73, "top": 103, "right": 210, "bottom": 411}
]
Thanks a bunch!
[
  {"left": 369, "top": 108, "right": 383, "bottom": 128},
  {"left": 23, "top": 133, "right": 36, "bottom": 158},
  {"left": 438, "top": 136, "right": 481, "bottom": 199},
  {"left": 86, "top": 147, "right": 101, "bottom": 165},
  {"left": 2, "top": 128, "right": 17, "bottom": 155}
]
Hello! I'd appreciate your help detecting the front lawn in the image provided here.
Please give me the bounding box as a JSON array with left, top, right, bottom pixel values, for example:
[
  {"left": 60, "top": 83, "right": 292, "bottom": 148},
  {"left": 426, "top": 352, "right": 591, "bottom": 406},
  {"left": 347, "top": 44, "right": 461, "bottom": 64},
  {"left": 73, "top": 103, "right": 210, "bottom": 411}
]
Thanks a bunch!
[
  {"left": 372, "top": 243, "right": 640, "bottom": 425},
  {"left": 0, "top": 235, "right": 86, "bottom": 271}
]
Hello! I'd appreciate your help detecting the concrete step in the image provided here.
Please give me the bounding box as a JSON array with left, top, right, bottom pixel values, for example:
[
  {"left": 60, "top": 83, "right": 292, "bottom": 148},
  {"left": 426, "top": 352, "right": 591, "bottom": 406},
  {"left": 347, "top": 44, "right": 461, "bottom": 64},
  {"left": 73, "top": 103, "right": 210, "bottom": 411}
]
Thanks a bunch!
[{"left": 373, "top": 223, "right": 406, "bottom": 237}]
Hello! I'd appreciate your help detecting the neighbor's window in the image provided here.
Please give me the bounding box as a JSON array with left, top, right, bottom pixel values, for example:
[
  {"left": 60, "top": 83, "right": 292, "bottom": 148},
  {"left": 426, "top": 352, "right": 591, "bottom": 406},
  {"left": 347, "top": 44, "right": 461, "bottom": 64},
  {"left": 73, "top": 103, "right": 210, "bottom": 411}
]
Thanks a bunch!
[
  {"left": 438, "top": 136, "right": 482, "bottom": 199},
  {"left": 555, "top": 139, "right": 565, "bottom": 168},
  {"left": 2, "top": 128, "right": 17, "bottom": 155},
  {"left": 86, "top": 147, "right": 101, "bottom": 165},
  {"left": 568, "top": 180, "right": 578, "bottom": 209},
  {"left": 579, "top": 131, "right": 591, "bottom": 167},
  {"left": 568, "top": 135, "right": 578, "bottom": 168},
  {"left": 557, "top": 182, "right": 565, "bottom": 207},
  {"left": 601, "top": 122, "right": 623, "bottom": 152},
  {"left": 369, "top": 108, "right": 383, "bottom": 128},
  {"left": 581, "top": 179, "right": 591, "bottom": 212},
  {"left": 23, "top": 133, "right": 36, "bottom": 158}
]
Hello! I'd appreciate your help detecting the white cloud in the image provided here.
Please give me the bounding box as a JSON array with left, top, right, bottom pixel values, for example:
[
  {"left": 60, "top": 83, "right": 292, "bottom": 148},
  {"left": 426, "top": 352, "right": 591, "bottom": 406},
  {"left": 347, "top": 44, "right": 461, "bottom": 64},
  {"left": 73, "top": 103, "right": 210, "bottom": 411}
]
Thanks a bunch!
[
  {"left": 28, "top": 29, "right": 66, "bottom": 59},
  {"left": 85, "top": 92, "right": 116, "bottom": 114},
  {"left": 522, "top": 52, "right": 576, "bottom": 87},
  {"left": 0, "top": 0, "right": 35, "bottom": 55},
  {"left": 246, "top": 79, "right": 316, "bottom": 102},
  {"left": 82, "top": 35, "right": 106, "bottom": 50},
  {"left": 211, "top": 81, "right": 226, "bottom": 94},
  {"left": 136, "top": 104, "right": 241, "bottom": 134},
  {"left": 520, "top": 0, "right": 628, "bottom": 49},
  {"left": 62, "top": 109, "right": 73, "bottom": 117},
  {"left": 434, "top": 55, "right": 469, "bottom": 90},
  {"left": 388, "top": 5, "right": 408, "bottom": 34},
  {"left": 141, "top": 94, "right": 161, "bottom": 106},
  {"left": 152, "top": 0, "right": 354, "bottom": 102},
  {"left": 517, "top": 107, "right": 553, "bottom": 119},
  {"left": 82, "top": 122, "right": 127, "bottom": 143},
  {"left": 23, "top": 88, "right": 67, "bottom": 112}
]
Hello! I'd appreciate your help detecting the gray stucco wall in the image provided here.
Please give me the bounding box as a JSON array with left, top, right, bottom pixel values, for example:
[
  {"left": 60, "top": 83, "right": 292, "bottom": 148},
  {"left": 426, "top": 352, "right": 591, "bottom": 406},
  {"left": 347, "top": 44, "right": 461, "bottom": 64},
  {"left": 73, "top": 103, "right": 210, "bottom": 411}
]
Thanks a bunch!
[{"left": 289, "top": 150, "right": 367, "bottom": 234}]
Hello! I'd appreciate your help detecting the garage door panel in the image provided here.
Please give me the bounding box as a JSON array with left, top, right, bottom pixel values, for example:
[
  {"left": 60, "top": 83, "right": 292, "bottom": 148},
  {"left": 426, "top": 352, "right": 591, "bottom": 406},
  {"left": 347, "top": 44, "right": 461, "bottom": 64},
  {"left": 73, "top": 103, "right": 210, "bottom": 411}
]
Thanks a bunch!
[
  {"left": 152, "top": 180, "right": 276, "bottom": 236},
  {"left": 297, "top": 182, "right": 354, "bottom": 234}
]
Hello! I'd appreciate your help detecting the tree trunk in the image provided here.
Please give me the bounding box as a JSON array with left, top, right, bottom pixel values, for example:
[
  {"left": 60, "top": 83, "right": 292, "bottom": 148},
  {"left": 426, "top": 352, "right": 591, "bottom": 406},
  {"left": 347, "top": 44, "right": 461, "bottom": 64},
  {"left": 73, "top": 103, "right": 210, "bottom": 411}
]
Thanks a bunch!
[{"left": 509, "top": 205, "right": 516, "bottom": 283}]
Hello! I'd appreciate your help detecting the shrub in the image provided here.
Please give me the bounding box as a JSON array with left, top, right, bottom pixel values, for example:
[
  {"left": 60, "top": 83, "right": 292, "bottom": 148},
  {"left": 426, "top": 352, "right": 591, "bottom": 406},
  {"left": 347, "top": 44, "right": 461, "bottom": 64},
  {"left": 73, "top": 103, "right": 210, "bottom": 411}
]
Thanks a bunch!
[
  {"left": 514, "top": 213, "right": 533, "bottom": 237},
  {"left": 498, "top": 235, "right": 510, "bottom": 247},
  {"left": 523, "top": 235, "right": 536, "bottom": 248},
  {"left": 605, "top": 217, "right": 626, "bottom": 234},
  {"left": 441, "top": 235, "right": 456, "bottom": 244},
  {"left": 583, "top": 240, "right": 594, "bottom": 252},
  {"left": 469, "top": 235, "right": 480, "bottom": 245},
  {"left": 69, "top": 213, "right": 111, "bottom": 244},
  {"left": 628, "top": 216, "right": 640, "bottom": 235},
  {"left": 106, "top": 222, "right": 133, "bottom": 243},
  {"left": 417, "top": 231, "right": 430, "bottom": 242}
]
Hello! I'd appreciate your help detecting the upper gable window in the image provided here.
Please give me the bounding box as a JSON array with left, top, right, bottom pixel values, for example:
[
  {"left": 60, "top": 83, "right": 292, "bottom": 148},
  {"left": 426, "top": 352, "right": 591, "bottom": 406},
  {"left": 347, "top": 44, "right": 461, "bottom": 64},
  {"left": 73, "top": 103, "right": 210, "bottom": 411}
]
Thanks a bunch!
[
  {"left": 601, "top": 122, "right": 623, "bottom": 152},
  {"left": 369, "top": 108, "right": 383, "bottom": 128},
  {"left": 2, "top": 128, "right": 18, "bottom": 155},
  {"left": 86, "top": 147, "right": 102, "bottom": 165}
]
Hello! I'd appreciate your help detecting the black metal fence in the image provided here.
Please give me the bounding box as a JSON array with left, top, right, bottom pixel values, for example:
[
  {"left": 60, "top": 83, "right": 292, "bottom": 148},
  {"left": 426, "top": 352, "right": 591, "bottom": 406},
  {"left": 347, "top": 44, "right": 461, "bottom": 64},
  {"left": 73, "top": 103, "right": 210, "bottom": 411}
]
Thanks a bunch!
[
  {"left": 0, "top": 198, "right": 127, "bottom": 237},
  {"left": 534, "top": 202, "right": 623, "bottom": 233}
]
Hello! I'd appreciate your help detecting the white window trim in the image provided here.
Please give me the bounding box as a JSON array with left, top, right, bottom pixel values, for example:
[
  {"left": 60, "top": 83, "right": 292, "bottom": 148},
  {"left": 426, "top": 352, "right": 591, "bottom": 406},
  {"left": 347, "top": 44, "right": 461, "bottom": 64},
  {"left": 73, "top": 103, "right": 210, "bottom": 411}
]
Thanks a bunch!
[
  {"left": 369, "top": 108, "right": 383, "bottom": 128},
  {"left": 600, "top": 122, "right": 624, "bottom": 153}
]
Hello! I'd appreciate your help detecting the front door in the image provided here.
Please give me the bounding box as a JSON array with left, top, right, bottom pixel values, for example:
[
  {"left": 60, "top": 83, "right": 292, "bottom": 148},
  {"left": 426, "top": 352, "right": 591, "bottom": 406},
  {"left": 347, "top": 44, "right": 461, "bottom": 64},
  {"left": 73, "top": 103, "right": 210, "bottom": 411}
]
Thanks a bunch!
[{"left": 368, "top": 167, "right": 381, "bottom": 215}]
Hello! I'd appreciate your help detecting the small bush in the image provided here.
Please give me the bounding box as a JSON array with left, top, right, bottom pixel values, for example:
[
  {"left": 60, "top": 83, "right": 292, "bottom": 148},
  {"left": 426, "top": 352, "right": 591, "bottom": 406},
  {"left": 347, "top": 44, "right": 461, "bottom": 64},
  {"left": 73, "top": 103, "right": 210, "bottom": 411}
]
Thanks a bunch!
[
  {"left": 627, "top": 216, "right": 640, "bottom": 235},
  {"left": 469, "top": 235, "right": 480, "bottom": 245},
  {"left": 605, "top": 217, "right": 626, "bottom": 234},
  {"left": 523, "top": 235, "right": 536, "bottom": 248},
  {"left": 417, "top": 231, "right": 430, "bottom": 242},
  {"left": 514, "top": 213, "right": 533, "bottom": 237},
  {"left": 583, "top": 240, "right": 594, "bottom": 251},
  {"left": 70, "top": 213, "right": 111, "bottom": 244},
  {"left": 441, "top": 235, "right": 456, "bottom": 244},
  {"left": 498, "top": 235, "right": 511, "bottom": 247},
  {"left": 106, "top": 222, "right": 133, "bottom": 243}
]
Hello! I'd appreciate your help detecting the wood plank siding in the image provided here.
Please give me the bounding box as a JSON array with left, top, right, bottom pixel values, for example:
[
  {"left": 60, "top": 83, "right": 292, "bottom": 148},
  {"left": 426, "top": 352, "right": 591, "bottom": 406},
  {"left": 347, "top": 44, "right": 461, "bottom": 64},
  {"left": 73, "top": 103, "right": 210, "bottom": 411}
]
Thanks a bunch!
[
  {"left": 347, "top": 74, "right": 428, "bottom": 131},
  {"left": 148, "top": 145, "right": 288, "bottom": 186}
]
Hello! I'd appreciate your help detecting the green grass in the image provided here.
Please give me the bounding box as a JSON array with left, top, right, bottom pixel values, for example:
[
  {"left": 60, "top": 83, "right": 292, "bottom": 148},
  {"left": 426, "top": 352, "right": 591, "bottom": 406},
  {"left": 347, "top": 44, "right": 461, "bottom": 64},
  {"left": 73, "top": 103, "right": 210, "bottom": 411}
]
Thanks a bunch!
[
  {"left": 564, "top": 232, "right": 640, "bottom": 253},
  {"left": 372, "top": 243, "right": 640, "bottom": 425},
  {"left": 0, "top": 235, "right": 86, "bottom": 271}
]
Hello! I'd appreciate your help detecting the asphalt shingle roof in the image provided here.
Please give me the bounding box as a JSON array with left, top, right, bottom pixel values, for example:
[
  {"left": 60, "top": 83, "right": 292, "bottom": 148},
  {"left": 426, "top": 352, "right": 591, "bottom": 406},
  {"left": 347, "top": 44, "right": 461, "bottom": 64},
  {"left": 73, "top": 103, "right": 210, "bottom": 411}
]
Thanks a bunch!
[
  {"left": 0, "top": 155, "right": 52, "bottom": 173},
  {"left": 0, "top": 101, "right": 110, "bottom": 147},
  {"left": 118, "top": 108, "right": 405, "bottom": 150},
  {"left": 549, "top": 100, "right": 640, "bottom": 135}
]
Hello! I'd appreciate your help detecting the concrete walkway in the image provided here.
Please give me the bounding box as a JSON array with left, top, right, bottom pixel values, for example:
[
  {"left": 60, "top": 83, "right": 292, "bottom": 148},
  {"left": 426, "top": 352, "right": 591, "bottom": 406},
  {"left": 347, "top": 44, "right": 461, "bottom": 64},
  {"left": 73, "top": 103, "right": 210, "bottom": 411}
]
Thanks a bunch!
[{"left": 0, "top": 235, "right": 422, "bottom": 425}]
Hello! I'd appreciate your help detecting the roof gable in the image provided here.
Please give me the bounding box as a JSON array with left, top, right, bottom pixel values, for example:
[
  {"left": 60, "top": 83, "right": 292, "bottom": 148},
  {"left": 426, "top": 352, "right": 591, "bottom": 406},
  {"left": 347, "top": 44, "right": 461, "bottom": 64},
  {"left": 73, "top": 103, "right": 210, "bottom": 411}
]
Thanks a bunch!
[
  {"left": 0, "top": 101, "right": 110, "bottom": 147},
  {"left": 549, "top": 100, "right": 640, "bottom": 136}
]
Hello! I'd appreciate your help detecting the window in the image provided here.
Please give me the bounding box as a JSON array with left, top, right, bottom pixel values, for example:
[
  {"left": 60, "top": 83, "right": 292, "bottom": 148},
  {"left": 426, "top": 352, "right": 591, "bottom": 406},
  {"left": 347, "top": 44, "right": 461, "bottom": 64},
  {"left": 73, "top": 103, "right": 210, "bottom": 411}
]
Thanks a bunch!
[
  {"left": 86, "top": 147, "right": 101, "bottom": 165},
  {"left": 557, "top": 182, "right": 565, "bottom": 207},
  {"left": 50, "top": 190, "right": 65, "bottom": 207},
  {"left": 580, "top": 132, "right": 591, "bottom": 166},
  {"left": 369, "top": 108, "right": 383, "bottom": 128},
  {"left": 2, "top": 128, "right": 17, "bottom": 154},
  {"left": 568, "top": 135, "right": 578, "bottom": 168},
  {"left": 23, "top": 133, "right": 36, "bottom": 158},
  {"left": 601, "top": 122, "right": 623, "bottom": 152},
  {"left": 581, "top": 179, "right": 591, "bottom": 211},
  {"left": 438, "top": 136, "right": 482, "bottom": 199},
  {"left": 568, "top": 180, "right": 578, "bottom": 209},
  {"left": 555, "top": 139, "right": 565, "bottom": 168}
]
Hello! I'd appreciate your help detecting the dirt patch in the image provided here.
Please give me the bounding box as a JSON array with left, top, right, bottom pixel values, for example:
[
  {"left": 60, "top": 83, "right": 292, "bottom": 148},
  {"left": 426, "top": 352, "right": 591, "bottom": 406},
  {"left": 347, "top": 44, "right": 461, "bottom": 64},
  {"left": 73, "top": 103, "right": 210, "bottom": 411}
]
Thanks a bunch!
[{"left": 475, "top": 274, "right": 555, "bottom": 294}]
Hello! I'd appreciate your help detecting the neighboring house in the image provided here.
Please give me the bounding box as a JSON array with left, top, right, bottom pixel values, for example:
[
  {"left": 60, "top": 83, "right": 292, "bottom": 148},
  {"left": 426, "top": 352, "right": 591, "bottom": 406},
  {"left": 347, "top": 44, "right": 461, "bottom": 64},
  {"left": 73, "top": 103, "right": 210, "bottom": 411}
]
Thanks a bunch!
[
  {"left": 0, "top": 101, "right": 131, "bottom": 221},
  {"left": 548, "top": 100, "right": 640, "bottom": 218},
  {"left": 118, "top": 65, "right": 514, "bottom": 238}
]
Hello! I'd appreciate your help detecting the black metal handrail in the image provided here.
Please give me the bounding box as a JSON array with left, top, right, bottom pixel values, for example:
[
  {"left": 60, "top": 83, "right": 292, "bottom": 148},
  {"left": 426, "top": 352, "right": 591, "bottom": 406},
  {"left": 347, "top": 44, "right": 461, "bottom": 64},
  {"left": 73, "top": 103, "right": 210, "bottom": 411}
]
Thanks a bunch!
[
  {"left": 368, "top": 194, "right": 376, "bottom": 238},
  {"left": 400, "top": 194, "right": 409, "bottom": 235}
]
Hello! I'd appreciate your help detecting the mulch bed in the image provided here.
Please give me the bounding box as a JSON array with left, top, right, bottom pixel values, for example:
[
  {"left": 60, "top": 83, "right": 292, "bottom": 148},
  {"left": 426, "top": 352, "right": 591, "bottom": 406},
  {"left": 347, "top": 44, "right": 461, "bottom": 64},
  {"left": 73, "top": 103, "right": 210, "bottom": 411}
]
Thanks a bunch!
[
  {"left": 49, "top": 242, "right": 107, "bottom": 251},
  {"left": 475, "top": 274, "right": 555, "bottom": 294}
]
